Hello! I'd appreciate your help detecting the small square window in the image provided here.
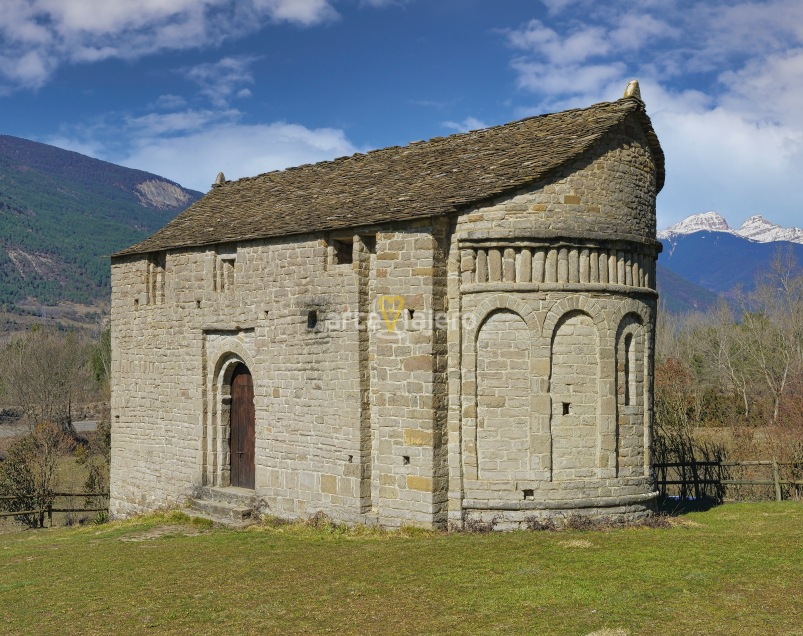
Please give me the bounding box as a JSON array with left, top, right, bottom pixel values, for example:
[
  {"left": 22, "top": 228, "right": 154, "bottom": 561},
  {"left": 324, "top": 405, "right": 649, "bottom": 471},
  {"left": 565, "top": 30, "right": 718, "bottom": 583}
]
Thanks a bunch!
[
  {"left": 307, "top": 310, "right": 318, "bottom": 329},
  {"left": 333, "top": 239, "right": 353, "bottom": 265},
  {"left": 562, "top": 402, "right": 571, "bottom": 416}
]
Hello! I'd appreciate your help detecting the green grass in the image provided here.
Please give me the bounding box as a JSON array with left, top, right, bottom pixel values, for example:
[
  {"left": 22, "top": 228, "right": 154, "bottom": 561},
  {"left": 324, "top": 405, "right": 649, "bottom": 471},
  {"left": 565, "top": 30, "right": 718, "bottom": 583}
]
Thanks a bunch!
[{"left": 1, "top": 503, "right": 802, "bottom": 635}]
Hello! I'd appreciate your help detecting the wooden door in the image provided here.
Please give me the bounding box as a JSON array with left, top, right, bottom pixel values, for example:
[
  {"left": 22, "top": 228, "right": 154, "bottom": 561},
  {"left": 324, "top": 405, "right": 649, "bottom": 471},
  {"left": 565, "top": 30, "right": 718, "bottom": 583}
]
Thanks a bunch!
[{"left": 230, "top": 364, "right": 255, "bottom": 489}]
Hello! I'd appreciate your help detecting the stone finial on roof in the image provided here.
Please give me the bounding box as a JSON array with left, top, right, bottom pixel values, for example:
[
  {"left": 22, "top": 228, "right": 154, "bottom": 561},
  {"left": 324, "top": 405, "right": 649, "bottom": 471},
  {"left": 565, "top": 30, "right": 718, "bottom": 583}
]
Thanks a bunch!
[
  {"left": 623, "top": 80, "right": 641, "bottom": 100},
  {"left": 213, "top": 172, "right": 226, "bottom": 188}
]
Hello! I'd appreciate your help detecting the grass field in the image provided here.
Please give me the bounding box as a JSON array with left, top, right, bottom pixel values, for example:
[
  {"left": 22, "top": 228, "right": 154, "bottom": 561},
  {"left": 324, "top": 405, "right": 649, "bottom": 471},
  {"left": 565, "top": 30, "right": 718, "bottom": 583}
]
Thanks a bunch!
[{"left": 1, "top": 502, "right": 802, "bottom": 636}]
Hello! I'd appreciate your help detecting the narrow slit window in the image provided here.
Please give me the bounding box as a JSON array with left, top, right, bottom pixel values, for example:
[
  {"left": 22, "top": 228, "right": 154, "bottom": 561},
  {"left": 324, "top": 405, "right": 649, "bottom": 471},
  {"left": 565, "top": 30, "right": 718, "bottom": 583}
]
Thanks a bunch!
[
  {"left": 146, "top": 251, "right": 166, "bottom": 304},
  {"left": 562, "top": 402, "right": 570, "bottom": 416},
  {"left": 307, "top": 310, "right": 318, "bottom": 329},
  {"left": 214, "top": 251, "right": 236, "bottom": 293},
  {"left": 624, "top": 333, "right": 633, "bottom": 406}
]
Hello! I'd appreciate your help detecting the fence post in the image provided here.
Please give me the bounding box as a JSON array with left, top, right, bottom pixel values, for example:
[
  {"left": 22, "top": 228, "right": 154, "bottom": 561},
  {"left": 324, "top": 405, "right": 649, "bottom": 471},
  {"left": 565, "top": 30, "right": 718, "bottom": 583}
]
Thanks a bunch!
[
  {"left": 691, "top": 457, "right": 701, "bottom": 501},
  {"left": 773, "top": 457, "right": 782, "bottom": 502}
]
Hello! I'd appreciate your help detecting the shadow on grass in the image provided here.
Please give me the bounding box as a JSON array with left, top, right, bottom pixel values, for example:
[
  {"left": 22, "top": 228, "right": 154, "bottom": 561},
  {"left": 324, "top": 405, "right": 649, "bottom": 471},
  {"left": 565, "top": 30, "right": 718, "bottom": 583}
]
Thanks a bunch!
[{"left": 656, "top": 495, "right": 720, "bottom": 515}]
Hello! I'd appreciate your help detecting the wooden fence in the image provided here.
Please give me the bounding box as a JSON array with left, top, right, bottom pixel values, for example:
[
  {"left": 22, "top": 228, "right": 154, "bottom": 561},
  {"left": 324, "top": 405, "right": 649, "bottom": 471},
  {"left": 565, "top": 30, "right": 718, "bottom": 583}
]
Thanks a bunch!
[
  {"left": 654, "top": 459, "right": 803, "bottom": 503},
  {"left": 0, "top": 493, "right": 109, "bottom": 527}
]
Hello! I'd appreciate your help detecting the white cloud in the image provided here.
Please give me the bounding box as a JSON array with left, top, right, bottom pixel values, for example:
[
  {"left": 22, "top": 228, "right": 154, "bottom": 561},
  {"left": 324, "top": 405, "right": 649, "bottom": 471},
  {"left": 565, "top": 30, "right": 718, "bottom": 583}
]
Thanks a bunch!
[
  {"left": 123, "top": 108, "right": 241, "bottom": 136},
  {"left": 182, "top": 56, "right": 261, "bottom": 107},
  {"left": 153, "top": 94, "right": 187, "bottom": 110},
  {"left": 360, "top": 0, "right": 408, "bottom": 6},
  {"left": 507, "top": 1, "right": 803, "bottom": 229},
  {"left": 122, "top": 121, "right": 358, "bottom": 192},
  {"left": 0, "top": 0, "right": 338, "bottom": 90},
  {"left": 720, "top": 49, "right": 803, "bottom": 129},
  {"left": 642, "top": 82, "right": 803, "bottom": 230},
  {"left": 507, "top": 20, "right": 610, "bottom": 65},
  {"left": 46, "top": 106, "right": 360, "bottom": 192},
  {"left": 512, "top": 59, "right": 625, "bottom": 97},
  {"left": 441, "top": 117, "right": 488, "bottom": 133}
]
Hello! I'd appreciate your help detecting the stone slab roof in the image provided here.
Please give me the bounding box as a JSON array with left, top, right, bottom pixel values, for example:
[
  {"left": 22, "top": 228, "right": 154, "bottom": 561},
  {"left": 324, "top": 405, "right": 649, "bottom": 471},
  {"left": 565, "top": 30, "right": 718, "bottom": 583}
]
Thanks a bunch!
[{"left": 115, "top": 97, "right": 664, "bottom": 257}]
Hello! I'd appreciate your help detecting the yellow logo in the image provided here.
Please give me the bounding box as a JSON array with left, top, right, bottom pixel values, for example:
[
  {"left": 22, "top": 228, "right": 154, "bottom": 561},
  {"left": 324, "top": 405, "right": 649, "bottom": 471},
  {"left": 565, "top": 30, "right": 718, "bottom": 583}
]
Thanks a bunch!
[{"left": 378, "top": 295, "right": 405, "bottom": 332}]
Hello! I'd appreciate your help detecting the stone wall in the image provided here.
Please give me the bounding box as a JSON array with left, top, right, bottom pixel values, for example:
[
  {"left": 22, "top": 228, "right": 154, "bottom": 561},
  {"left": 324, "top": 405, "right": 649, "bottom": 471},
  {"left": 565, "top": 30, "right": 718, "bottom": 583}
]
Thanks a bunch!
[
  {"left": 476, "top": 311, "right": 531, "bottom": 481},
  {"left": 551, "top": 311, "right": 599, "bottom": 481},
  {"left": 110, "top": 220, "right": 450, "bottom": 528},
  {"left": 453, "top": 113, "right": 658, "bottom": 243}
]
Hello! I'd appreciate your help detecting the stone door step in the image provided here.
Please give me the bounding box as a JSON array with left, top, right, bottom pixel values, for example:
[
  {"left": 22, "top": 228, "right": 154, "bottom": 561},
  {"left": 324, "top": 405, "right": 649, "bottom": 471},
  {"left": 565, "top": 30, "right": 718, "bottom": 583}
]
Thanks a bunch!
[
  {"left": 195, "top": 486, "right": 256, "bottom": 507},
  {"left": 181, "top": 507, "right": 252, "bottom": 530},
  {"left": 190, "top": 498, "right": 252, "bottom": 519}
]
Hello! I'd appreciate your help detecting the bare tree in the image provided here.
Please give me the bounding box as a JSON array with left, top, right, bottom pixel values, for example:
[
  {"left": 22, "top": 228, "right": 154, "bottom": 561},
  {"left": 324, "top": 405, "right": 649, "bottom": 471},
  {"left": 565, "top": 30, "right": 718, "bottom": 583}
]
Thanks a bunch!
[
  {"left": 0, "top": 421, "right": 75, "bottom": 528},
  {"left": 736, "top": 248, "right": 803, "bottom": 422},
  {"left": 0, "top": 327, "right": 91, "bottom": 434},
  {"left": 695, "top": 301, "right": 753, "bottom": 417},
  {"left": 90, "top": 313, "right": 111, "bottom": 392}
]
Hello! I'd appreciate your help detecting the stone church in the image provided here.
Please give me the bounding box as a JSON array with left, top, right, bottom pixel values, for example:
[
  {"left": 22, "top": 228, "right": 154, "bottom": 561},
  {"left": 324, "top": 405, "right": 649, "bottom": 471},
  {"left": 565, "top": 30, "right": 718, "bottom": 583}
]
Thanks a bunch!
[{"left": 109, "top": 83, "right": 664, "bottom": 529}]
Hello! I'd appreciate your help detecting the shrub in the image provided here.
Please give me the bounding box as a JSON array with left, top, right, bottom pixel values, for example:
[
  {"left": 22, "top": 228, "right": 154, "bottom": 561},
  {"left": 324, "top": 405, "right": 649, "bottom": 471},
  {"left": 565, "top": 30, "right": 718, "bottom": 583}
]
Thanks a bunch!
[
  {"left": 74, "top": 420, "right": 111, "bottom": 508},
  {"left": 0, "top": 421, "right": 74, "bottom": 528},
  {"left": 524, "top": 515, "right": 557, "bottom": 532},
  {"left": 464, "top": 515, "right": 497, "bottom": 534}
]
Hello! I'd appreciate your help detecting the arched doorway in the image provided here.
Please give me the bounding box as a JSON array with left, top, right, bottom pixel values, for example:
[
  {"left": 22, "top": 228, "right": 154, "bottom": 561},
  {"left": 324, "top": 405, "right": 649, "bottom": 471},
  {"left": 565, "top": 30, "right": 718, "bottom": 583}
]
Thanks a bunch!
[{"left": 230, "top": 363, "right": 255, "bottom": 489}]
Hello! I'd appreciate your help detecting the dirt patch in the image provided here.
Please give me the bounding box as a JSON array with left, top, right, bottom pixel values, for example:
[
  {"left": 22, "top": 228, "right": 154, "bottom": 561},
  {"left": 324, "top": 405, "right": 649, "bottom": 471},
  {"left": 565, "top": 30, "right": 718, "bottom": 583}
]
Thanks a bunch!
[
  {"left": 559, "top": 539, "right": 594, "bottom": 549},
  {"left": 119, "top": 525, "right": 204, "bottom": 542},
  {"left": 585, "top": 630, "right": 629, "bottom": 636}
]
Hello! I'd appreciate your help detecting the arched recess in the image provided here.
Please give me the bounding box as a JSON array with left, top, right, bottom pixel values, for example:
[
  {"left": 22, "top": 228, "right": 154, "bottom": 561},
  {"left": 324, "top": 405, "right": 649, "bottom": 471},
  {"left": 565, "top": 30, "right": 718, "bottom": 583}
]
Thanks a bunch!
[
  {"left": 475, "top": 310, "right": 531, "bottom": 481},
  {"left": 466, "top": 294, "right": 541, "bottom": 339},
  {"left": 460, "top": 294, "right": 541, "bottom": 481},
  {"left": 542, "top": 295, "right": 607, "bottom": 337},
  {"left": 615, "top": 311, "right": 646, "bottom": 477},
  {"left": 609, "top": 298, "right": 654, "bottom": 476},
  {"left": 205, "top": 340, "right": 258, "bottom": 488},
  {"left": 550, "top": 310, "right": 600, "bottom": 480},
  {"left": 609, "top": 299, "right": 652, "bottom": 337}
]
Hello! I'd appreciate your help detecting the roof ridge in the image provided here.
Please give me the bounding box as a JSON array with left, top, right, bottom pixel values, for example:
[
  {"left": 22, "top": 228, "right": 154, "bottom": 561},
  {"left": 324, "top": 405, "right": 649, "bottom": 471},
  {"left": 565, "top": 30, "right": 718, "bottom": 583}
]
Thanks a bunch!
[{"left": 219, "top": 98, "right": 641, "bottom": 188}]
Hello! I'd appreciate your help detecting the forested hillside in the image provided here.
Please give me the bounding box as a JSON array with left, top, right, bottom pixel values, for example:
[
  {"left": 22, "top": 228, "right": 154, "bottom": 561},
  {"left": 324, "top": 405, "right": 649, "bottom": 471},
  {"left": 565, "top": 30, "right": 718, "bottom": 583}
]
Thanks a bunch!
[
  {"left": 0, "top": 136, "right": 201, "bottom": 308},
  {"left": 656, "top": 263, "right": 720, "bottom": 314}
]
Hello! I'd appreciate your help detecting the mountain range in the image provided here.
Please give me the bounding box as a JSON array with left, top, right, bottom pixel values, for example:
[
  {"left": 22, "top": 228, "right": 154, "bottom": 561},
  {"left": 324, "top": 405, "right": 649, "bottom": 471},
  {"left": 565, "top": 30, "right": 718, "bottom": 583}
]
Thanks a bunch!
[
  {"left": 658, "top": 211, "right": 803, "bottom": 244},
  {"left": 657, "top": 212, "right": 803, "bottom": 312},
  {"left": 0, "top": 135, "right": 201, "bottom": 315}
]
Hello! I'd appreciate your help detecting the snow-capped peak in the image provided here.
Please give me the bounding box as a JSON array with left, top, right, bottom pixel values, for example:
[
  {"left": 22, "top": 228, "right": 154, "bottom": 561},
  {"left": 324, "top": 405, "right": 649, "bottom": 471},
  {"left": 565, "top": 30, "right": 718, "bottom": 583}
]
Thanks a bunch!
[
  {"left": 657, "top": 212, "right": 731, "bottom": 239},
  {"left": 658, "top": 212, "right": 803, "bottom": 244},
  {"left": 735, "top": 215, "right": 803, "bottom": 244}
]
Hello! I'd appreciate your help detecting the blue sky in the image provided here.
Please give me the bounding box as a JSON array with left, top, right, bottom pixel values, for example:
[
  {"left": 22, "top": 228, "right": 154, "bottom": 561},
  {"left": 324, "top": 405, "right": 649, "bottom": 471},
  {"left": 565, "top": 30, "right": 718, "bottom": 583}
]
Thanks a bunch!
[{"left": 1, "top": 0, "right": 802, "bottom": 230}]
